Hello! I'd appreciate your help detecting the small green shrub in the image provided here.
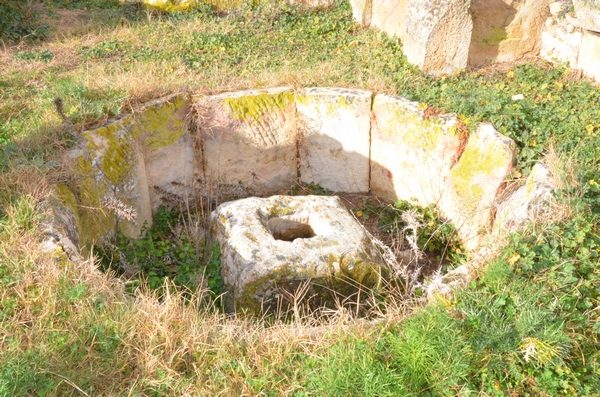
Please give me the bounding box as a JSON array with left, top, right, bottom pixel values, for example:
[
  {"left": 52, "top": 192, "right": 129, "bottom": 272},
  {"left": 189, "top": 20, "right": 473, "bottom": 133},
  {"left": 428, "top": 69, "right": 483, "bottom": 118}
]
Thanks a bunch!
[
  {"left": 364, "top": 199, "right": 466, "bottom": 266},
  {"left": 0, "top": 350, "right": 56, "bottom": 396},
  {"left": 0, "top": 2, "right": 49, "bottom": 42},
  {"left": 381, "top": 305, "right": 471, "bottom": 396},
  {"left": 99, "top": 206, "right": 222, "bottom": 298},
  {"left": 13, "top": 49, "right": 54, "bottom": 62}
]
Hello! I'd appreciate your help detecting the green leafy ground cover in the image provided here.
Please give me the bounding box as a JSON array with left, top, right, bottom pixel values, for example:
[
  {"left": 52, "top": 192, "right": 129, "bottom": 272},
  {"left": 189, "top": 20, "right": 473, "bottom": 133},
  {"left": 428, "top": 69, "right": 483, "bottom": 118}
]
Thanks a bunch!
[{"left": 1, "top": 0, "right": 599, "bottom": 395}]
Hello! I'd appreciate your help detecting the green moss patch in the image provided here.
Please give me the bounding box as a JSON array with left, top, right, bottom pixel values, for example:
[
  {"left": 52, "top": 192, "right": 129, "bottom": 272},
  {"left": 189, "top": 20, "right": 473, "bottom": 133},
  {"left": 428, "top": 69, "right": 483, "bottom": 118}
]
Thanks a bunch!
[{"left": 224, "top": 91, "right": 294, "bottom": 123}]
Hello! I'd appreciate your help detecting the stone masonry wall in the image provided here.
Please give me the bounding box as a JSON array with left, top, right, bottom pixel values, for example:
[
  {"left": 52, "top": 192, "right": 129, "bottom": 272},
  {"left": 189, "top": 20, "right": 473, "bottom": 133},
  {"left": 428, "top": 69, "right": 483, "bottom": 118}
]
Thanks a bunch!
[
  {"left": 56, "top": 88, "right": 537, "bottom": 252},
  {"left": 350, "top": 0, "right": 600, "bottom": 82},
  {"left": 541, "top": 0, "right": 600, "bottom": 82}
]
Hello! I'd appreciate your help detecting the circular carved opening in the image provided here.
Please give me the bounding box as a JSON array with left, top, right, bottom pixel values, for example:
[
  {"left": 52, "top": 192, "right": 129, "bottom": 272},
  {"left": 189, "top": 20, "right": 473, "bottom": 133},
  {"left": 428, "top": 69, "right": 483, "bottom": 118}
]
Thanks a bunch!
[{"left": 267, "top": 217, "right": 316, "bottom": 242}]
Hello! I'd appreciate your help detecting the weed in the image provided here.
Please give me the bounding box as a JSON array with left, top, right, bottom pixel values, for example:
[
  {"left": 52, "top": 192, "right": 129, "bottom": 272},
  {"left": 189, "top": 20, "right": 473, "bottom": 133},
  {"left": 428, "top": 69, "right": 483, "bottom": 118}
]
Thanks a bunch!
[
  {"left": 288, "top": 182, "right": 333, "bottom": 196},
  {"left": 98, "top": 206, "right": 217, "bottom": 296},
  {"left": 13, "top": 49, "right": 54, "bottom": 62},
  {"left": 0, "top": 2, "right": 49, "bottom": 42}
]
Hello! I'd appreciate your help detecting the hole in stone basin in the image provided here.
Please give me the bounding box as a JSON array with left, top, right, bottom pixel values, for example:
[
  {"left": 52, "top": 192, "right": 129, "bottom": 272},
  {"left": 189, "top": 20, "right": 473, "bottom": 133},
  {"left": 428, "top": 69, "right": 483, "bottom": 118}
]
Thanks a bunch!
[{"left": 267, "top": 217, "right": 315, "bottom": 242}]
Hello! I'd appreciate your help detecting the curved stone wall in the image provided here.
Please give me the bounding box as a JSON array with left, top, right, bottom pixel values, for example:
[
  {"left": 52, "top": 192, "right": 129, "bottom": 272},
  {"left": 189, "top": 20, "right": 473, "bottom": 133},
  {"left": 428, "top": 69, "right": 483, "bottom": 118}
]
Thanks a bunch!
[{"left": 51, "top": 87, "right": 552, "bottom": 253}]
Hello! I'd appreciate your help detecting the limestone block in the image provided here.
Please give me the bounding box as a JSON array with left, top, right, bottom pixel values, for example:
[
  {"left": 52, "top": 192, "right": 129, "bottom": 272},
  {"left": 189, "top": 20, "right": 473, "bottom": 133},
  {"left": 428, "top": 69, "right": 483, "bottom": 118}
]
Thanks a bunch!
[
  {"left": 553, "top": 39, "right": 579, "bottom": 66},
  {"left": 69, "top": 116, "right": 152, "bottom": 244},
  {"left": 371, "top": 0, "right": 408, "bottom": 40},
  {"left": 57, "top": 95, "right": 196, "bottom": 246},
  {"left": 195, "top": 87, "right": 298, "bottom": 197},
  {"left": 49, "top": 183, "right": 85, "bottom": 249},
  {"left": 134, "top": 96, "right": 196, "bottom": 209},
  {"left": 578, "top": 30, "right": 600, "bottom": 82},
  {"left": 370, "top": 94, "right": 461, "bottom": 207},
  {"left": 439, "top": 123, "right": 516, "bottom": 249},
  {"left": 565, "top": 13, "right": 580, "bottom": 27},
  {"left": 210, "top": 195, "right": 384, "bottom": 312},
  {"left": 574, "top": 0, "right": 600, "bottom": 32},
  {"left": 493, "top": 163, "right": 555, "bottom": 235},
  {"left": 296, "top": 87, "right": 372, "bottom": 192},
  {"left": 404, "top": 0, "right": 472, "bottom": 75},
  {"left": 349, "top": 0, "right": 372, "bottom": 26},
  {"left": 469, "top": 0, "right": 552, "bottom": 67},
  {"left": 568, "top": 30, "right": 584, "bottom": 47},
  {"left": 541, "top": 30, "right": 558, "bottom": 53}
]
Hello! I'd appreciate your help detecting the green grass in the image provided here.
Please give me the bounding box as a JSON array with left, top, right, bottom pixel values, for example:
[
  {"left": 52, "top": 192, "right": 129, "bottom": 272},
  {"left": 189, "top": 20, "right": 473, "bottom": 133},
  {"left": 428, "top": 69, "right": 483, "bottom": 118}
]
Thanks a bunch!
[{"left": 1, "top": 0, "right": 600, "bottom": 395}]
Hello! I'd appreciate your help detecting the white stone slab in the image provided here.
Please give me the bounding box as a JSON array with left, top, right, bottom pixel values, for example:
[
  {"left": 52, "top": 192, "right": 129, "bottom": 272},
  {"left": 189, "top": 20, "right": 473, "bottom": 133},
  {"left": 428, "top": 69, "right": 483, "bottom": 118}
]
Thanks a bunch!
[
  {"left": 493, "top": 163, "right": 555, "bottom": 235},
  {"left": 370, "top": 94, "right": 461, "bottom": 207},
  {"left": 439, "top": 123, "right": 516, "bottom": 249},
  {"left": 296, "top": 87, "right": 372, "bottom": 193},
  {"left": 195, "top": 87, "right": 298, "bottom": 197},
  {"left": 404, "top": 0, "right": 472, "bottom": 75}
]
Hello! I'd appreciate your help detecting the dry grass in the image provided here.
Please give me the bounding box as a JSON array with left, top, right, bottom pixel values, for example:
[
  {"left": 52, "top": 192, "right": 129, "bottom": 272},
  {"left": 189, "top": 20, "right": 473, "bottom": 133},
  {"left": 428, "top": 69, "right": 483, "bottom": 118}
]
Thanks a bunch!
[
  {"left": 0, "top": 207, "right": 403, "bottom": 395},
  {"left": 2, "top": 2, "right": 596, "bottom": 395}
]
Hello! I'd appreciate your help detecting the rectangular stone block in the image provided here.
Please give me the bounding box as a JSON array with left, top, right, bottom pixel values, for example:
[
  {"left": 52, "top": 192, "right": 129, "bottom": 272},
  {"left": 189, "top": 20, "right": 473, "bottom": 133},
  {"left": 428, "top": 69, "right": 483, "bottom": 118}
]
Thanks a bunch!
[
  {"left": 578, "top": 30, "right": 600, "bottom": 82},
  {"left": 70, "top": 116, "right": 152, "bottom": 243},
  {"left": 349, "top": 0, "right": 372, "bottom": 26},
  {"left": 296, "top": 87, "right": 372, "bottom": 193},
  {"left": 133, "top": 95, "right": 197, "bottom": 210},
  {"left": 195, "top": 87, "right": 298, "bottom": 197},
  {"left": 404, "top": 0, "right": 472, "bottom": 75},
  {"left": 574, "top": 0, "right": 600, "bottom": 33},
  {"left": 371, "top": 0, "right": 407, "bottom": 40},
  {"left": 439, "top": 123, "right": 516, "bottom": 249},
  {"left": 469, "top": 0, "right": 550, "bottom": 67},
  {"left": 370, "top": 94, "right": 461, "bottom": 207}
]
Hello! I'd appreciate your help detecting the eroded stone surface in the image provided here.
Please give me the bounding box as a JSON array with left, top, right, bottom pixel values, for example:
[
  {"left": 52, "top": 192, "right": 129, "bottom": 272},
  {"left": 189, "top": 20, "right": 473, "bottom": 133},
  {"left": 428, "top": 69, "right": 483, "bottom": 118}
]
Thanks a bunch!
[
  {"left": 211, "top": 195, "right": 384, "bottom": 311},
  {"left": 54, "top": 95, "right": 192, "bottom": 248},
  {"left": 440, "top": 123, "right": 516, "bottom": 249},
  {"left": 56, "top": 87, "right": 526, "bottom": 255},
  {"left": 578, "top": 30, "right": 600, "bottom": 82},
  {"left": 404, "top": 0, "right": 472, "bottom": 75},
  {"left": 196, "top": 87, "right": 298, "bottom": 197},
  {"left": 469, "top": 0, "right": 552, "bottom": 66},
  {"left": 371, "top": 0, "right": 407, "bottom": 39},
  {"left": 494, "top": 163, "right": 555, "bottom": 235},
  {"left": 349, "top": 0, "right": 372, "bottom": 26},
  {"left": 370, "top": 94, "right": 461, "bottom": 206},
  {"left": 574, "top": 0, "right": 600, "bottom": 32},
  {"left": 296, "top": 87, "right": 372, "bottom": 192},
  {"left": 137, "top": 96, "right": 196, "bottom": 210}
]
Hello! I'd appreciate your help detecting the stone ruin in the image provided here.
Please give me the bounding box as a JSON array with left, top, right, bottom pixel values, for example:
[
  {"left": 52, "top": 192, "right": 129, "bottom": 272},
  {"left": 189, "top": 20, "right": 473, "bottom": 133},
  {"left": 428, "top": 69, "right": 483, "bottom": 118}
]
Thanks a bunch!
[
  {"left": 211, "top": 195, "right": 385, "bottom": 312},
  {"left": 48, "top": 87, "right": 555, "bottom": 311},
  {"left": 349, "top": 0, "right": 600, "bottom": 82}
]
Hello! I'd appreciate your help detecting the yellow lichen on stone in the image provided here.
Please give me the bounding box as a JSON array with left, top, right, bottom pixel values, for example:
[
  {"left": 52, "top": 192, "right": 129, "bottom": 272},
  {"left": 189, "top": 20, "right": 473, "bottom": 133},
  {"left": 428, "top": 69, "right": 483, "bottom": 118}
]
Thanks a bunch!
[
  {"left": 224, "top": 91, "right": 294, "bottom": 124},
  {"left": 379, "top": 102, "right": 457, "bottom": 151},
  {"left": 236, "top": 264, "right": 318, "bottom": 314},
  {"left": 477, "top": 26, "right": 509, "bottom": 47},
  {"left": 450, "top": 143, "right": 508, "bottom": 209},
  {"left": 136, "top": 97, "right": 190, "bottom": 150},
  {"left": 295, "top": 93, "right": 354, "bottom": 118},
  {"left": 143, "top": 0, "right": 197, "bottom": 12}
]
